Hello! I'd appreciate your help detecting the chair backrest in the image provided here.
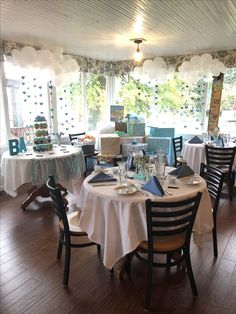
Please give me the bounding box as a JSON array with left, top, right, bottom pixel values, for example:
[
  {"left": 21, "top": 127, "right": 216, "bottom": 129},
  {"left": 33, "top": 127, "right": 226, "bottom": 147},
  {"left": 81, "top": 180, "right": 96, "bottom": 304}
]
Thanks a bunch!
[
  {"left": 172, "top": 136, "right": 183, "bottom": 165},
  {"left": 200, "top": 163, "right": 224, "bottom": 211},
  {"left": 47, "top": 176, "right": 70, "bottom": 235},
  {"left": 69, "top": 132, "right": 86, "bottom": 145},
  {"left": 145, "top": 192, "right": 202, "bottom": 249},
  {"left": 205, "top": 145, "right": 236, "bottom": 173}
]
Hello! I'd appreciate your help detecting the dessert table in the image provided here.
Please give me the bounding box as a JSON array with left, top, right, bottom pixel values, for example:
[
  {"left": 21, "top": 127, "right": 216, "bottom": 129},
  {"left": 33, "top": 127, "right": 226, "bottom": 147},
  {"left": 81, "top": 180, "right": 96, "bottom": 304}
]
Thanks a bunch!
[
  {"left": 1, "top": 145, "right": 85, "bottom": 209},
  {"left": 77, "top": 167, "right": 213, "bottom": 269}
]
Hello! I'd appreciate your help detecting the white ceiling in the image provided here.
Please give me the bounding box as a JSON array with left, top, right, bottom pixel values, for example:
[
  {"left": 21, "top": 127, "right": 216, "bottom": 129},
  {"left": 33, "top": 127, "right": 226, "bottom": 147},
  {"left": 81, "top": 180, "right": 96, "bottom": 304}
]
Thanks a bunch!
[{"left": 1, "top": 0, "right": 236, "bottom": 61}]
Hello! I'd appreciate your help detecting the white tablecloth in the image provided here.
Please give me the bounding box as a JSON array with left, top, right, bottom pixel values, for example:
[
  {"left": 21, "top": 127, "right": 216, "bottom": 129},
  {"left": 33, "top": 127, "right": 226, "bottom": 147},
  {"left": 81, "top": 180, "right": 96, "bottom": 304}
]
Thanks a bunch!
[
  {"left": 78, "top": 167, "right": 213, "bottom": 269},
  {"left": 181, "top": 141, "right": 236, "bottom": 185},
  {"left": 181, "top": 142, "right": 205, "bottom": 174},
  {"left": 1, "top": 145, "right": 86, "bottom": 197}
]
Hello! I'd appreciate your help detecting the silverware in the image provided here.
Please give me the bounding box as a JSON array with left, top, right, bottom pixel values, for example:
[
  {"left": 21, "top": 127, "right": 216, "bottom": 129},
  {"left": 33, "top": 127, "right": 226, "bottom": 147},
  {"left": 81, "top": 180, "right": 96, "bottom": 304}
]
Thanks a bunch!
[
  {"left": 92, "top": 183, "right": 117, "bottom": 187},
  {"left": 163, "top": 187, "right": 173, "bottom": 195}
]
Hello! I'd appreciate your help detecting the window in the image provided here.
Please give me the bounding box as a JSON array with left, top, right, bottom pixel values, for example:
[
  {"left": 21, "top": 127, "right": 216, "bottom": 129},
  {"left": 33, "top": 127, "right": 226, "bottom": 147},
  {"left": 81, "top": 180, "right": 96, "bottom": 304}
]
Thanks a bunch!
[
  {"left": 114, "top": 74, "right": 210, "bottom": 135},
  {"left": 56, "top": 74, "right": 84, "bottom": 133},
  {"left": 3, "top": 62, "right": 50, "bottom": 144},
  {"left": 86, "top": 73, "right": 108, "bottom": 131},
  {"left": 219, "top": 68, "right": 236, "bottom": 136}
]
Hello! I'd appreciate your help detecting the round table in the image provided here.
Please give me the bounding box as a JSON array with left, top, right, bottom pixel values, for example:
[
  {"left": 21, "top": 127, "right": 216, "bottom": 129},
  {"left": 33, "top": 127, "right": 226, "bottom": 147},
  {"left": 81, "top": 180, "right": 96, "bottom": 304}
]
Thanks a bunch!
[
  {"left": 77, "top": 167, "right": 213, "bottom": 269},
  {"left": 181, "top": 142, "right": 205, "bottom": 174},
  {"left": 181, "top": 141, "right": 236, "bottom": 177},
  {"left": 1, "top": 145, "right": 86, "bottom": 208}
]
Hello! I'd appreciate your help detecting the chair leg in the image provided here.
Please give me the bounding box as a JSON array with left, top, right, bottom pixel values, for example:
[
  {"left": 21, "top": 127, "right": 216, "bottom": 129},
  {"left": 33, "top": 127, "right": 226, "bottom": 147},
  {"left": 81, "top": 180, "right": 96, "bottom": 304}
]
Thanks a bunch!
[
  {"left": 63, "top": 244, "right": 71, "bottom": 286},
  {"left": 57, "top": 231, "right": 64, "bottom": 259},
  {"left": 212, "top": 211, "right": 218, "bottom": 257},
  {"left": 97, "top": 244, "right": 101, "bottom": 251},
  {"left": 166, "top": 254, "right": 171, "bottom": 268},
  {"left": 212, "top": 226, "right": 218, "bottom": 257},
  {"left": 125, "top": 252, "right": 133, "bottom": 276},
  {"left": 144, "top": 253, "right": 153, "bottom": 311},
  {"left": 229, "top": 177, "right": 234, "bottom": 201},
  {"left": 183, "top": 249, "right": 197, "bottom": 297}
]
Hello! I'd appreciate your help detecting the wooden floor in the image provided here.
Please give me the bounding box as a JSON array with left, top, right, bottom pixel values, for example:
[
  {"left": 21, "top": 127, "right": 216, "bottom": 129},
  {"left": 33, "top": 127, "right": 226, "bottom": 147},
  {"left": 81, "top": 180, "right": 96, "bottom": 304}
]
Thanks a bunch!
[{"left": 0, "top": 180, "right": 236, "bottom": 314}]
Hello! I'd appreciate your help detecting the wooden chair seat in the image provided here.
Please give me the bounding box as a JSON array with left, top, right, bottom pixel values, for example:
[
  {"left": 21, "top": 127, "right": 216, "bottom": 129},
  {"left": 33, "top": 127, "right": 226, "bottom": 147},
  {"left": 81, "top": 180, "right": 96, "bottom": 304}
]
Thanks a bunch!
[
  {"left": 59, "top": 211, "right": 87, "bottom": 235},
  {"left": 139, "top": 234, "right": 185, "bottom": 252},
  {"left": 177, "top": 156, "right": 187, "bottom": 164}
]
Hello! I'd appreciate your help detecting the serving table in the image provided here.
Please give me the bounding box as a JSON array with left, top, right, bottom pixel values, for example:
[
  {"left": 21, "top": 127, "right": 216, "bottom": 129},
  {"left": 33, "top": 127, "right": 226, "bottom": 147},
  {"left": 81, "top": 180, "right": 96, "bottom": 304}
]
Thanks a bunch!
[
  {"left": 77, "top": 167, "right": 213, "bottom": 269},
  {"left": 1, "top": 145, "right": 85, "bottom": 209}
]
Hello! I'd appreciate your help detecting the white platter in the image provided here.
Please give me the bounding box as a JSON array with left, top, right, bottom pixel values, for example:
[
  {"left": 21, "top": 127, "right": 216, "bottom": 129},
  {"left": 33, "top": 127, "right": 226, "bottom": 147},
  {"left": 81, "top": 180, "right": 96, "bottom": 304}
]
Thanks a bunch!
[
  {"left": 180, "top": 176, "right": 202, "bottom": 185},
  {"left": 114, "top": 184, "right": 137, "bottom": 195}
]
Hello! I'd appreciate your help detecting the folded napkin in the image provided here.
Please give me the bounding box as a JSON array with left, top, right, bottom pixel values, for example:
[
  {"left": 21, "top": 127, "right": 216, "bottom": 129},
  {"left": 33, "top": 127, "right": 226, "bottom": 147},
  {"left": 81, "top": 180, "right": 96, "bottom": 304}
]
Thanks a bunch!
[
  {"left": 168, "top": 164, "right": 194, "bottom": 178},
  {"left": 142, "top": 176, "right": 164, "bottom": 197},
  {"left": 88, "top": 172, "right": 117, "bottom": 183},
  {"left": 188, "top": 136, "right": 203, "bottom": 144}
]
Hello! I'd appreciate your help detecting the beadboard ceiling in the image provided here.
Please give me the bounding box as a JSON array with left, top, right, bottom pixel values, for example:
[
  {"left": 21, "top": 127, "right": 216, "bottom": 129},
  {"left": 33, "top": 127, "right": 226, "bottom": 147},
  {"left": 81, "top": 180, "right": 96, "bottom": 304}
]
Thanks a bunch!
[{"left": 1, "top": 0, "right": 236, "bottom": 61}]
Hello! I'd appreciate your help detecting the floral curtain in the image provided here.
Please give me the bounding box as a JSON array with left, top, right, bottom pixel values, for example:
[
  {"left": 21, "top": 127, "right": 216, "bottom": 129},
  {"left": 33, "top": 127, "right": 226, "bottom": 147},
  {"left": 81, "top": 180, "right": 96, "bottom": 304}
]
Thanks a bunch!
[{"left": 1, "top": 39, "right": 236, "bottom": 77}]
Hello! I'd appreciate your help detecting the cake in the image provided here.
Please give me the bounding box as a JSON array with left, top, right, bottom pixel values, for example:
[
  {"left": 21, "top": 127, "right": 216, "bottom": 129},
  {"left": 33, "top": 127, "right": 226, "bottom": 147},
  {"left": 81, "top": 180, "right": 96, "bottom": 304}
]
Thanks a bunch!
[{"left": 33, "top": 115, "right": 53, "bottom": 152}]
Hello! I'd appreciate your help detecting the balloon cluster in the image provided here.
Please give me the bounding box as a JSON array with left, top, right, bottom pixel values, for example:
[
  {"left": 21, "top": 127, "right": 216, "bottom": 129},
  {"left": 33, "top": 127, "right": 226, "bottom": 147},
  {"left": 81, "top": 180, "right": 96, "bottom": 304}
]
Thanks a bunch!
[
  {"left": 178, "top": 53, "right": 227, "bottom": 84},
  {"left": 7, "top": 46, "right": 80, "bottom": 86},
  {"left": 130, "top": 57, "right": 174, "bottom": 85}
]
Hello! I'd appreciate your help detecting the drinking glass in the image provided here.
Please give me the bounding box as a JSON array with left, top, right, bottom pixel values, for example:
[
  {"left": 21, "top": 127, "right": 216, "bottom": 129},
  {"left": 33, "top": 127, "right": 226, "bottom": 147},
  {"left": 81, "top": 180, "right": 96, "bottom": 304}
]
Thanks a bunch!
[{"left": 118, "top": 162, "right": 128, "bottom": 185}]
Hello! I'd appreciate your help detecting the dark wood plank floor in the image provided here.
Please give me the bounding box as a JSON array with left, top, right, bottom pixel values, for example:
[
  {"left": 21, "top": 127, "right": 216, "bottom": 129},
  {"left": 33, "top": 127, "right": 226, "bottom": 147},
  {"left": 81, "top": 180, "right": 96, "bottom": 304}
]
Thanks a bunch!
[{"left": 0, "top": 180, "right": 236, "bottom": 314}]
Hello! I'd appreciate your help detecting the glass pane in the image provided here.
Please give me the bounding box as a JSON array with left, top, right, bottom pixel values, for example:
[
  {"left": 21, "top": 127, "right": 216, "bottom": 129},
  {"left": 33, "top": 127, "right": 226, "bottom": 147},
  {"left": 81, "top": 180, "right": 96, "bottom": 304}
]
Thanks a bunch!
[
  {"left": 219, "top": 68, "right": 236, "bottom": 137},
  {"left": 115, "top": 75, "right": 210, "bottom": 135},
  {"left": 86, "top": 73, "right": 108, "bottom": 131},
  {"left": 115, "top": 75, "right": 153, "bottom": 120},
  {"left": 56, "top": 74, "right": 84, "bottom": 133},
  {"left": 4, "top": 62, "right": 49, "bottom": 144}
]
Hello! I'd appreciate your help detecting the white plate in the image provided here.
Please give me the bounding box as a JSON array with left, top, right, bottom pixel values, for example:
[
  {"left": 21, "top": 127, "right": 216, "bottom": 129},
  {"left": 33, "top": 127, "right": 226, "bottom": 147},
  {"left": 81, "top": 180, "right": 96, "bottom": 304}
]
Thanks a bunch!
[
  {"left": 180, "top": 176, "right": 202, "bottom": 185},
  {"left": 114, "top": 184, "right": 137, "bottom": 195},
  {"left": 93, "top": 168, "right": 113, "bottom": 176}
]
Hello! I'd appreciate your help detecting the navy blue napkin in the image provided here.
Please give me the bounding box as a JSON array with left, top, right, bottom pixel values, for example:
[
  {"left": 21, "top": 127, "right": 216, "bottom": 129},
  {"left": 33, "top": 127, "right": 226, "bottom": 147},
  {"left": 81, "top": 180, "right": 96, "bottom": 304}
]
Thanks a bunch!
[
  {"left": 188, "top": 136, "right": 203, "bottom": 144},
  {"left": 142, "top": 176, "right": 164, "bottom": 196},
  {"left": 168, "top": 165, "right": 194, "bottom": 178},
  {"left": 88, "top": 172, "right": 117, "bottom": 183}
]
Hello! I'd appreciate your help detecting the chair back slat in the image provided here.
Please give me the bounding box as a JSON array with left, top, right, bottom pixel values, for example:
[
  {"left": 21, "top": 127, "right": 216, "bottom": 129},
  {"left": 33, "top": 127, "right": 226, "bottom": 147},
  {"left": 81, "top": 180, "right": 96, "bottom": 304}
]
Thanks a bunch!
[
  {"left": 47, "top": 176, "right": 70, "bottom": 235},
  {"left": 172, "top": 136, "right": 183, "bottom": 167},
  {"left": 69, "top": 132, "right": 86, "bottom": 145},
  {"left": 146, "top": 193, "right": 202, "bottom": 247},
  {"left": 205, "top": 145, "right": 235, "bottom": 172},
  {"left": 200, "top": 163, "right": 224, "bottom": 211}
]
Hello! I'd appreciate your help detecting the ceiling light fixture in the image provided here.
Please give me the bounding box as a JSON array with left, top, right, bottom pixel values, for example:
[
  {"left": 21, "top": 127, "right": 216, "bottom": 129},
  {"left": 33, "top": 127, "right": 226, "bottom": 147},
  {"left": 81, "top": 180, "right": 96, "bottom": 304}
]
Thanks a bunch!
[{"left": 131, "top": 38, "right": 146, "bottom": 63}]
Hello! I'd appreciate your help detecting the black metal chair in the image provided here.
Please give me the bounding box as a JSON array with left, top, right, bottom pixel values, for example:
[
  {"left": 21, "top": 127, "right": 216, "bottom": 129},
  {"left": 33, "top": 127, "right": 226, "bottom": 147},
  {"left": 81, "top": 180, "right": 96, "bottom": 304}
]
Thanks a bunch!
[
  {"left": 200, "top": 163, "right": 224, "bottom": 257},
  {"left": 69, "top": 132, "right": 99, "bottom": 174},
  {"left": 205, "top": 145, "right": 235, "bottom": 201},
  {"left": 172, "top": 136, "right": 187, "bottom": 167},
  {"left": 134, "top": 193, "right": 202, "bottom": 311},
  {"left": 47, "top": 176, "right": 100, "bottom": 286}
]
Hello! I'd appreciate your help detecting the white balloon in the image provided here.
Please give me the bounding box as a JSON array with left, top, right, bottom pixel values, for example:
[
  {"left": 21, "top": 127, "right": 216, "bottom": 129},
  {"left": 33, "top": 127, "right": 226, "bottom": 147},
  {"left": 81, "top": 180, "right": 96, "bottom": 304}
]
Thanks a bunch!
[
  {"left": 200, "top": 53, "right": 213, "bottom": 66},
  {"left": 153, "top": 57, "right": 166, "bottom": 69},
  {"left": 21, "top": 46, "right": 37, "bottom": 64},
  {"left": 218, "top": 62, "right": 227, "bottom": 73},
  {"left": 203, "top": 73, "right": 213, "bottom": 83},
  {"left": 142, "top": 59, "right": 154, "bottom": 72},
  {"left": 11, "top": 49, "right": 21, "bottom": 59}
]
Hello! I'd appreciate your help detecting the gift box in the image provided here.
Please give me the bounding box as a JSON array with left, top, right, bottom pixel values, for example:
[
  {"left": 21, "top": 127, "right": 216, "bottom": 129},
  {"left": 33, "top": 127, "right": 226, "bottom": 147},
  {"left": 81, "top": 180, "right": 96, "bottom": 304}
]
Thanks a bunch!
[
  {"left": 127, "top": 122, "right": 146, "bottom": 136},
  {"left": 121, "top": 143, "right": 147, "bottom": 156},
  {"left": 119, "top": 136, "right": 146, "bottom": 144},
  {"left": 100, "top": 134, "right": 121, "bottom": 155}
]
